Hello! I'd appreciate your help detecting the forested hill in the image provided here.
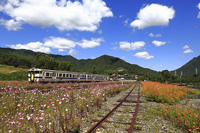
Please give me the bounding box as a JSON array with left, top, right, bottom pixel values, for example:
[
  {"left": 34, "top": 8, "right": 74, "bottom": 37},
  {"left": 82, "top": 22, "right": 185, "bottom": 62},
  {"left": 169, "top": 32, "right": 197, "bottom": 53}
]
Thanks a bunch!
[
  {"left": 0, "top": 47, "right": 157, "bottom": 76},
  {"left": 171, "top": 55, "right": 200, "bottom": 77},
  {"left": 72, "top": 55, "right": 157, "bottom": 76}
]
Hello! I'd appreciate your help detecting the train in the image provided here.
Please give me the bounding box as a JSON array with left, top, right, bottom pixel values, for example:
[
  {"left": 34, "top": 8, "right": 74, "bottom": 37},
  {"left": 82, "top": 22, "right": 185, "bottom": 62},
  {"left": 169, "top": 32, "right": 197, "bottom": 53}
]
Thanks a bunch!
[{"left": 28, "top": 68, "right": 109, "bottom": 83}]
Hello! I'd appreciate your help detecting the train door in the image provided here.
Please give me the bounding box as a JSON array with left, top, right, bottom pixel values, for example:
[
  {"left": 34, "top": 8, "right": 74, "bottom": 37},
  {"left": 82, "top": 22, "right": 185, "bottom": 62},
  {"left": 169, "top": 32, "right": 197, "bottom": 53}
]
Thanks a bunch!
[
  {"left": 29, "top": 71, "right": 35, "bottom": 82},
  {"left": 52, "top": 72, "right": 56, "bottom": 82}
]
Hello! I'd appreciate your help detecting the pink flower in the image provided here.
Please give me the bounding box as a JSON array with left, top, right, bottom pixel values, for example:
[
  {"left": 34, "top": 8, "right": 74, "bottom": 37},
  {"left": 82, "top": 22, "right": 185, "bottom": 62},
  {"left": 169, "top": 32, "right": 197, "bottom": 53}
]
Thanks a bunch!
[
  {"left": 65, "top": 108, "right": 68, "bottom": 111},
  {"left": 17, "top": 104, "right": 21, "bottom": 107}
]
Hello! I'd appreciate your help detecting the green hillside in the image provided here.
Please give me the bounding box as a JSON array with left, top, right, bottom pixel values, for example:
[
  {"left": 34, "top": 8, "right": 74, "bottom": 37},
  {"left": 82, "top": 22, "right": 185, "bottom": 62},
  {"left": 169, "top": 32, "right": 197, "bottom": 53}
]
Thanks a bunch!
[
  {"left": 171, "top": 56, "right": 200, "bottom": 76},
  {"left": 0, "top": 47, "right": 157, "bottom": 77}
]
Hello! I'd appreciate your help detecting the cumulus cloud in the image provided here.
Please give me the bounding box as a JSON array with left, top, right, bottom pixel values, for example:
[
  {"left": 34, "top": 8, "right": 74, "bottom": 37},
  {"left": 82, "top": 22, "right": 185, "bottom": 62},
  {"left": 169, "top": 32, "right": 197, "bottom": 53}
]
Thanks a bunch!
[
  {"left": 0, "top": 0, "right": 113, "bottom": 31},
  {"left": 182, "top": 45, "right": 193, "bottom": 54},
  {"left": 6, "top": 36, "right": 103, "bottom": 53},
  {"left": 6, "top": 41, "right": 51, "bottom": 53},
  {"left": 68, "top": 49, "right": 78, "bottom": 55},
  {"left": 183, "top": 49, "right": 193, "bottom": 54},
  {"left": 119, "top": 41, "right": 145, "bottom": 51},
  {"left": 130, "top": 4, "right": 175, "bottom": 29},
  {"left": 134, "top": 51, "right": 154, "bottom": 59},
  {"left": 0, "top": 19, "right": 22, "bottom": 31},
  {"left": 44, "top": 37, "right": 76, "bottom": 50},
  {"left": 149, "top": 33, "right": 161, "bottom": 37},
  {"left": 152, "top": 40, "right": 166, "bottom": 47},
  {"left": 77, "top": 37, "right": 104, "bottom": 49},
  {"left": 197, "top": 3, "right": 200, "bottom": 18},
  {"left": 183, "top": 45, "right": 189, "bottom": 49}
]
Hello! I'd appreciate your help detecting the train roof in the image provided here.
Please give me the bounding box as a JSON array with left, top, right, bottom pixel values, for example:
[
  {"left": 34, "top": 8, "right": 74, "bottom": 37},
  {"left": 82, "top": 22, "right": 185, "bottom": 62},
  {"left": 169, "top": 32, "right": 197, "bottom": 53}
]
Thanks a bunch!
[{"left": 29, "top": 68, "right": 108, "bottom": 76}]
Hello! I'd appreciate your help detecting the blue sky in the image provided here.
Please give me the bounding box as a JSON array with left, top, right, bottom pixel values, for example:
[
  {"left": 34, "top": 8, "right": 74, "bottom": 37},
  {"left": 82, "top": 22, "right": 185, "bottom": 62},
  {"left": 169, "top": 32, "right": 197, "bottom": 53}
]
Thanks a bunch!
[{"left": 0, "top": 0, "right": 200, "bottom": 72}]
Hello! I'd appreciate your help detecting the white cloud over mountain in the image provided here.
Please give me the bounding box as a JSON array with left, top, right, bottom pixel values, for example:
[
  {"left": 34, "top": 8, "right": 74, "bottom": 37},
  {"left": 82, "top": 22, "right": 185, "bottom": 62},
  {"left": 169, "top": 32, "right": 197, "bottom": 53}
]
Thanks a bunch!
[
  {"left": 0, "top": 0, "right": 113, "bottom": 31},
  {"left": 77, "top": 38, "right": 104, "bottom": 49},
  {"left": 7, "top": 42, "right": 51, "bottom": 53},
  {"left": 119, "top": 41, "right": 145, "bottom": 51},
  {"left": 6, "top": 36, "right": 104, "bottom": 53},
  {"left": 134, "top": 52, "right": 154, "bottom": 59},
  {"left": 130, "top": 4, "right": 175, "bottom": 29}
]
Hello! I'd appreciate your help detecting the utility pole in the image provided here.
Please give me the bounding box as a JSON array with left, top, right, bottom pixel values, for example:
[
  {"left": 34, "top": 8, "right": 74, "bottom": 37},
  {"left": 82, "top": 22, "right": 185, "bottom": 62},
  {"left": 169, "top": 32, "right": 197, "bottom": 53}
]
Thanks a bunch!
[
  {"left": 175, "top": 71, "right": 176, "bottom": 76},
  {"left": 195, "top": 68, "right": 198, "bottom": 74},
  {"left": 180, "top": 71, "right": 183, "bottom": 84}
]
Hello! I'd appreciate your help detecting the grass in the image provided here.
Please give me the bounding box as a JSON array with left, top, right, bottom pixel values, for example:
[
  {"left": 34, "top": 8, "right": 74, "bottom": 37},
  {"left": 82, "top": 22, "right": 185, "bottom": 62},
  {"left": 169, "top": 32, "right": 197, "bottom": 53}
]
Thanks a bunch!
[{"left": 0, "top": 64, "right": 27, "bottom": 73}]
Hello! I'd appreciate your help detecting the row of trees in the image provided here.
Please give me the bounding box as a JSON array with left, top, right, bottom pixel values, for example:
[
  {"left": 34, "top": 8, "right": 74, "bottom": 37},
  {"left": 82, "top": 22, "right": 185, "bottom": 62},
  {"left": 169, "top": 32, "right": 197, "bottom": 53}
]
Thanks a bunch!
[
  {"left": 139, "top": 70, "right": 200, "bottom": 85},
  {"left": 0, "top": 52, "right": 72, "bottom": 71},
  {"left": 35, "top": 53, "right": 72, "bottom": 71}
]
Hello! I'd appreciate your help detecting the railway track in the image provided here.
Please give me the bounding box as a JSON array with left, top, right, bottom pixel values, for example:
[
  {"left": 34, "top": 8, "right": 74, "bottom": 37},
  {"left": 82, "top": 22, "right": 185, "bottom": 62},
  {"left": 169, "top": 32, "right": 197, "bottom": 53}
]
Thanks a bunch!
[{"left": 86, "top": 83, "right": 142, "bottom": 133}]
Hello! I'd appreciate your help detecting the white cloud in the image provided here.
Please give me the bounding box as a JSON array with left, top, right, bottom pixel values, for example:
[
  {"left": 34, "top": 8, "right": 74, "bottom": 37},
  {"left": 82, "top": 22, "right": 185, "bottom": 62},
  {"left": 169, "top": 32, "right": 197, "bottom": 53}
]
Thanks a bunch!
[
  {"left": 0, "top": 19, "right": 22, "bottom": 31},
  {"left": 121, "top": 56, "right": 125, "bottom": 60},
  {"left": 183, "top": 49, "right": 194, "bottom": 54},
  {"left": 77, "top": 37, "right": 104, "bottom": 49},
  {"left": 0, "top": 0, "right": 113, "bottom": 31},
  {"left": 130, "top": 4, "right": 175, "bottom": 29},
  {"left": 197, "top": 3, "right": 200, "bottom": 18},
  {"left": 183, "top": 45, "right": 189, "bottom": 49},
  {"left": 68, "top": 49, "right": 78, "bottom": 55},
  {"left": 152, "top": 40, "right": 166, "bottom": 47},
  {"left": 44, "top": 37, "right": 76, "bottom": 50},
  {"left": 119, "top": 41, "right": 145, "bottom": 51},
  {"left": 98, "top": 29, "right": 103, "bottom": 34},
  {"left": 134, "top": 51, "right": 154, "bottom": 59},
  {"left": 111, "top": 47, "right": 118, "bottom": 50},
  {"left": 6, "top": 41, "right": 51, "bottom": 53},
  {"left": 6, "top": 36, "right": 103, "bottom": 53},
  {"left": 123, "top": 19, "right": 129, "bottom": 26},
  {"left": 149, "top": 33, "right": 161, "bottom": 37},
  {"left": 66, "top": 33, "right": 71, "bottom": 36},
  {"left": 119, "top": 15, "right": 124, "bottom": 18}
]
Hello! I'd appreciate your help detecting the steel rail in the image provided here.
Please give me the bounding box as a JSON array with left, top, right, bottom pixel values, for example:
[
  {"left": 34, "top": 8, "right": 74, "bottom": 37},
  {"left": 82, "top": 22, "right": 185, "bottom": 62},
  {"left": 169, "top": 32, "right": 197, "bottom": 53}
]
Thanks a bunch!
[
  {"left": 128, "top": 84, "right": 141, "bottom": 133},
  {"left": 86, "top": 83, "right": 137, "bottom": 133}
]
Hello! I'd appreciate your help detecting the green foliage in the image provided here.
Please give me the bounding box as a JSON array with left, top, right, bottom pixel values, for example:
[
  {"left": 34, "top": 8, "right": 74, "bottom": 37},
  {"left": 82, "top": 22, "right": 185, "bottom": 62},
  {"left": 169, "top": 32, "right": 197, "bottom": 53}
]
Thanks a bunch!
[
  {"left": 0, "top": 71, "right": 27, "bottom": 81},
  {"left": 58, "top": 61, "right": 72, "bottom": 71}
]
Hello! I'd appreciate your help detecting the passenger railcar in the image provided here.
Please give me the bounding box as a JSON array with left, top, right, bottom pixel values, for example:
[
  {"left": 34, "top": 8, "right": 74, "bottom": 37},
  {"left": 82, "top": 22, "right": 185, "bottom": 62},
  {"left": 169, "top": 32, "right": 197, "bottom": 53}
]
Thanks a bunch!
[{"left": 28, "top": 68, "right": 109, "bottom": 83}]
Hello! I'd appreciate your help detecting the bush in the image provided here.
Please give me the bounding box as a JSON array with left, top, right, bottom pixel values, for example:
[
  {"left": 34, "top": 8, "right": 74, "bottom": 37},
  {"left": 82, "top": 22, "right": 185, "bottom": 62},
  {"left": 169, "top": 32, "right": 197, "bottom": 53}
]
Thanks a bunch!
[{"left": 0, "top": 71, "right": 27, "bottom": 81}]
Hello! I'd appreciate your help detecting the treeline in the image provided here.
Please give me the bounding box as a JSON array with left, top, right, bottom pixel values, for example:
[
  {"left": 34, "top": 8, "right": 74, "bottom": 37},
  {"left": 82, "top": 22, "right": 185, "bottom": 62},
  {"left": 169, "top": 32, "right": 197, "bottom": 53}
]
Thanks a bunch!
[
  {"left": 139, "top": 70, "right": 200, "bottom": 85},
  {"left": 0, "top": 52, "right": 72, "bottom": 71}
]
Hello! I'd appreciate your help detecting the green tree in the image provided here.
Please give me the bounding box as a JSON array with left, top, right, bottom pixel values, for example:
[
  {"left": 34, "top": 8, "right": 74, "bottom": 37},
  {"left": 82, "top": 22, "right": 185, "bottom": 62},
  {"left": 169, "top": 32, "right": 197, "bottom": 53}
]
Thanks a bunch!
[
  {"left": 58, "top": 61, "right": 72, "bottom": 71},
  {"left": 91, "top": 65, "right": 98, "bottom": 74}
]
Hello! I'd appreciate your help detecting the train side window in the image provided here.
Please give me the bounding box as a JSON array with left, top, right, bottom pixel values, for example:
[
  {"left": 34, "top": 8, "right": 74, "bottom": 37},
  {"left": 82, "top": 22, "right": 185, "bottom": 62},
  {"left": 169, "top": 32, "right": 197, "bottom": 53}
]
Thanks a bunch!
[
  {"left": 63, "top": 74, "right": 65, "bottom": 77},
  {"left": 59, "top": 74, "right": 62, "bottom": 77},
  {"left": 46, "top": 73, "right": 49, "bottom": 77},
  {"left": 66, "top": 74, "right": 69, "bottom": 77}
]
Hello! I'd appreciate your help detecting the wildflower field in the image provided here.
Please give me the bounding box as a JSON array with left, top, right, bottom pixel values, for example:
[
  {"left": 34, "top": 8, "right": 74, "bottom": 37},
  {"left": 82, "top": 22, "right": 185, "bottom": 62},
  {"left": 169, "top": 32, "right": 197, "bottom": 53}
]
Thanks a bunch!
[
  {"left": 141, "top": 81, "right": 200, "bottom": 132},
  {"left": 0, "top": 81, "right": 132, "bottom": 132}
]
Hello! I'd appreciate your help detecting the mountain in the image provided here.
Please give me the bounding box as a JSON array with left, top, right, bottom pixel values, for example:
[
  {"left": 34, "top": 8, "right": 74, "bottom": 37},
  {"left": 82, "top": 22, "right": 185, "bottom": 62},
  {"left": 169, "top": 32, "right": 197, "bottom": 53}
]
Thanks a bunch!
[
  {"left": 171, "top": 55, "right": 200, "bottom": 76},
  {"left": 72, "top": 55, "right": 156, "bottom": 76},
  {"left": 0, "top": 47, "right": 157, "bottom": 76}
]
